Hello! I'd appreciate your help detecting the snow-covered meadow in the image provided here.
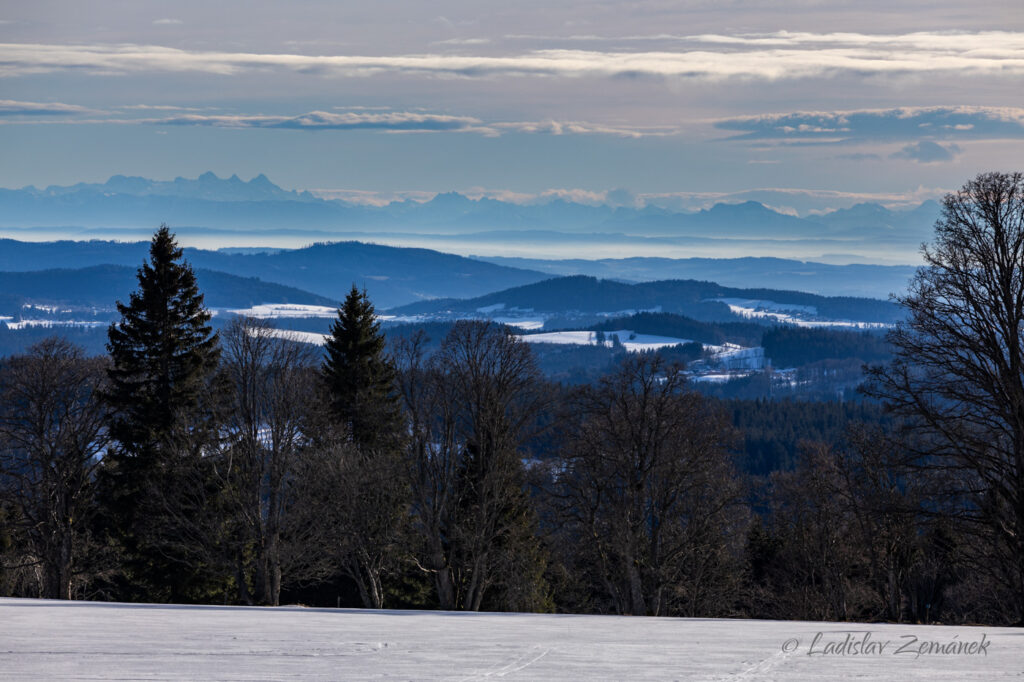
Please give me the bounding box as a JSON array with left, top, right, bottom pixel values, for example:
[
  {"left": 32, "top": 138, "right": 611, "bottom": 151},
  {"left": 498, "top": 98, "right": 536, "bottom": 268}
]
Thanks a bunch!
[
  {"left": 518, "top": 329, "right": 691, "bottom": 353},
  {"left": 0, "top": 318, "right": 107, "bottom": 330},
  {"left": 218, "top": 304, "right": 340, "bottom": 319},
  {"left": 716, "top": 298, "right": 890, "bottom": 330},
  {"left": 1, "top": 598, "right": 1019, "bottom": 680}
]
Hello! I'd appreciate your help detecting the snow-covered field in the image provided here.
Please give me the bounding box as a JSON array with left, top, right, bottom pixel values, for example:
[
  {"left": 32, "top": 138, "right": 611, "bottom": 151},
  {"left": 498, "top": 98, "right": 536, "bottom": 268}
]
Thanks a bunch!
[
  {"left": 518, "top": 330, "right": 692, "bottom": 353},
  {"left": 1, "top": 319, "right": 106, "bottom": 330},
  {"left": 218, "top": 304, "right": 339, "bottom": 319},
  {"left": 715, "top": 298, "right": 890, "bottom": 329},
  {"left": 490, "top": 317, "right": 546, "bottom": 330},
  {"left": 705, "top": 345, "right": 766, "bottom": 370},
  {"left": 0, "top": 598, "right": 1018, "bottom": 681},
  {"left": 691, "top": 372, "right": 756, "bottom": 383},
  {"left": 718, "top": 298, "right": 819, "bottom": 316},
  {"left": 261, "top": 328, "right": 330, "bottom": 346}
]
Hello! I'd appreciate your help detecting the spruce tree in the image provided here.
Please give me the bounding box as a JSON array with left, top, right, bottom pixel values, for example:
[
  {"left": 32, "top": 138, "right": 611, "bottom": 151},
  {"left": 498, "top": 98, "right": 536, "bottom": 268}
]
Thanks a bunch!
[
  {"left": 106, "top": 225, "right": 221, "bottom": 457},
  {"left": 102, "top": 225, "right": 224, "bottom": 602},
  {"left": 321, "top": 285, "right": 401, "bottom": 448},
  {"left": 320, "top": 285, "right": 408, "bottom": 608}
]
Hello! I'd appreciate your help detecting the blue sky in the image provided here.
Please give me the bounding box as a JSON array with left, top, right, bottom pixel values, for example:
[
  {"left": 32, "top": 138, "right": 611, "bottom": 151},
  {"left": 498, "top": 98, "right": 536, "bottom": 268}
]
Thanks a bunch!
[{"left": 2, "top": 0, "right": 1023, "bottom": 213}]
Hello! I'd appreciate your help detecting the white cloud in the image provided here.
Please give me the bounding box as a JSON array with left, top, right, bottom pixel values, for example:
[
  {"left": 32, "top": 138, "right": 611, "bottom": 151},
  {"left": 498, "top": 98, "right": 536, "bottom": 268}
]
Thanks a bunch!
[
  {"left": 432, "top": 38, "right": 491, "bottom": 46},
  {"left": 491, "top": 120, "right": 676, "bottom": 138},
  {"left": 152, "top": 19, "right": 183, "bottom": 26},
  {"left": 717, "top": 106, "right": 1024, "bottom": 143},
  {"left": 890, "top": 140, "right": 962, "bottom": 163},
  {"left": 507, "top": 30, "right": 1024, "bottom": 52},
  {"left": 119, "top": 104, "right": 205, "bottom": 111},
  {"left": 0, "top": 99, "right": 94, "bottom": 115},
  {"left": 0, "top": 99, "right": 677, "bottom": 138},
  {"left": 131, "top": 109, "right": 674, "bottom": 137},
  {"left": 153, "top": 110, "right": 485, "bottom": 132},
  {"left": 2, "top": 31, "right": 1023, "bottom": 81}
]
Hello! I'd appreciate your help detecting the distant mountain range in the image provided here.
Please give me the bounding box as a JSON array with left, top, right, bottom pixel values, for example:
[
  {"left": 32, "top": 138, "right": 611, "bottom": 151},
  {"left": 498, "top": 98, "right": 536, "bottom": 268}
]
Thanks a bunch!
[
  {"left": 19, "top": 172, "right": 321, "bottom": 203},
  {"left": 0, "top": 171, "right": 932, "bottom": 327},
  {"left": 0, "top": 173, "right": 941, "bottom": 251}
]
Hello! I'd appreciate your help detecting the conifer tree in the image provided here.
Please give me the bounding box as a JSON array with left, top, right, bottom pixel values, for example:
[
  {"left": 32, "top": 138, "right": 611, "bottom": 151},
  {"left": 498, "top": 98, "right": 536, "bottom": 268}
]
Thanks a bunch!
[
  {"left": 321, "top": 285, "right": 401, "bottom": 448},
  {"left": 319, "top": 285, "right": 408, "bottom": 608},
  {"left": 106, "top": 225, "right": 221, "bottom": 459},
  {"left": 102, "top": 225, "right": 224, "bottom": 602}
]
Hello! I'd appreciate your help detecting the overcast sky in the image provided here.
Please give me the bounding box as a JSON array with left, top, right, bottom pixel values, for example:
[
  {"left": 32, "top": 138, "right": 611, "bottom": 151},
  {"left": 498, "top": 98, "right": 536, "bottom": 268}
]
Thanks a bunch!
[{"left": 2, "top": 1, "right": 1023, "bottom": 212}]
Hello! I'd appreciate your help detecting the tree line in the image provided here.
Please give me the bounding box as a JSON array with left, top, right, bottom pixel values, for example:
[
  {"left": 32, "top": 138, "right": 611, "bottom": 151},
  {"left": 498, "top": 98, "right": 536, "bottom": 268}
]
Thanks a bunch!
[{"left": 2, "top": 172, "right": 1024, "bottom": 626}]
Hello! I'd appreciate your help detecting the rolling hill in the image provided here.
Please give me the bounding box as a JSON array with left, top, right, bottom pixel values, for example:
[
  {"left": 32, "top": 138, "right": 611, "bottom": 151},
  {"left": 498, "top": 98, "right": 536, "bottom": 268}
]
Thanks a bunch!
[
  {"left": 0, "top": 265, "right": 338, "bottom": 310},
  {"left": 473, "top": 256, "right": 917, "bottom": 299},
  {"left": 0, "top": 239, "right": 550, "bottom": 308},
  {"left": 389, "top": 275, "right": 903, "bottom": 324}
]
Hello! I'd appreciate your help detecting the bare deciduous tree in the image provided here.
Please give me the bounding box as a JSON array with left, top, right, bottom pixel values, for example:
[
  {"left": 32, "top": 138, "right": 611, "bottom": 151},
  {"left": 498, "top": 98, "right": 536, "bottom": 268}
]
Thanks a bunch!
[
  {"left": 761, "top": 441, "right": 869, "bottom": 622},
  {"left": 0, "top": 338, "right": 108, "bottom": 599},
  {"left": 553, "top": 355, "right": 744, "bottom": 617},
  {"left": 304, "top": 427, "right": 409, "bottom": 609},
  {"left": 398, "top": 322, "right": 550, "bottom": 611},
  {"left": 755, "top": 433, "right": 959, "bottom": 624},
  {"left": 221, "top": 317, "right": 325, "bottom": 605},
  {"left": 865, "top": 171, "right": 1024, "bottom": 623}
]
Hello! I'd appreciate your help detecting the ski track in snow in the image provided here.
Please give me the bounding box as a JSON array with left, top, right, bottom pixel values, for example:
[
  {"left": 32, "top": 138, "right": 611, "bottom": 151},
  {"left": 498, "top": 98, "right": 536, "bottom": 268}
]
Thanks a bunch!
[
  {"left": 456, "top": 645, "right": 551, "bottom": 681},
  {"left": 0, "top": 599, "right": 1021, "bottom": 681},
  {"left": 721, "top": 647, "right": 794, "bottom": 681}
]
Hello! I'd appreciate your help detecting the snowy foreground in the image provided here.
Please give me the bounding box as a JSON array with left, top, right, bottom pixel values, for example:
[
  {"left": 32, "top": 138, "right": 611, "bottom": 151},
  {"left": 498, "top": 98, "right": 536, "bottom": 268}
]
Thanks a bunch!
[{"left": 1, "top": 599, "right": 1020, "bottom": 681}]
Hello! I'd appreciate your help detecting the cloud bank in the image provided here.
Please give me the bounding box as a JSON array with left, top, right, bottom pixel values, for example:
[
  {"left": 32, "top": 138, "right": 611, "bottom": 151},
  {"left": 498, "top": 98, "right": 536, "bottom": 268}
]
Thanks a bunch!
[
  {"left": 10, "top": 101, "right": 1020, "bottom": 148},
  {"left": 716, "top": 106, "right": 1024, "bottom": 143},
  {"left": 156, "top": 111, "right": 484, "bottom": 132},
  {"left": 0, "top": 99, "right": 94, "bottom": 115},
  {"left": 4, "top": 105, "right": 670, "bottom": 138},
  {"left": 2, "top": 31, "right": 1023, "bottom": 81},
  {"left": 153, "top": 110, "right": 666, "bottom": 137}
]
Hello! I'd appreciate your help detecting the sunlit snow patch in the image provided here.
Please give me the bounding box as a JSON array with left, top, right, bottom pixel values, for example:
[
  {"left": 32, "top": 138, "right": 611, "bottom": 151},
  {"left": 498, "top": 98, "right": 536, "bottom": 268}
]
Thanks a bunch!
[
  {"left": 518, "top": 330, "right": 692, "bottom": 352},
  {"left": 256, "top": 329, "right": 330, "bottom": 346},
  {"left": 709, "top": 345, "right": 766, "bottom": 370},
  {"left": 492, "top": 317, "right": 545, "bottom": 330},
  {"left": 220, "top": 304, "right": 339, "bottom": 319},
  {"left": 3, "top": 320, "right": 106, "bottom": 330},
  {"left": 690, "top": 372, "right": 756, "bottom": 383},
  {"left": 714, "top": 298, "right": 889, "bottom": 329}
]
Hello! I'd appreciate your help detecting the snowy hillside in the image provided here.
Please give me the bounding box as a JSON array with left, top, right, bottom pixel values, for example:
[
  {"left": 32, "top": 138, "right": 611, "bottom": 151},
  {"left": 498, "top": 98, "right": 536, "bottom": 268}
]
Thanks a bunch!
[{"left": 0, "top": 598, "right": 1016, "bottom": 681}]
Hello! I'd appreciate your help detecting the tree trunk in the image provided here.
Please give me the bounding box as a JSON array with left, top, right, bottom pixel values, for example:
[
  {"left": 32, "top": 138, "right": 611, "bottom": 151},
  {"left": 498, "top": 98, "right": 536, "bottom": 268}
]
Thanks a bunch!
[
  {"left": 427, "top": 534, "right": 456, "bottom": 610},
  {"left": 237, "top": 554, "right": 252, "bottom": 606},
  {"left": 627, "top": 555, "right": 646, "bottom": 616},
  {"left": 58, "top": 523, "right": 73, "bottom": 600}
]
